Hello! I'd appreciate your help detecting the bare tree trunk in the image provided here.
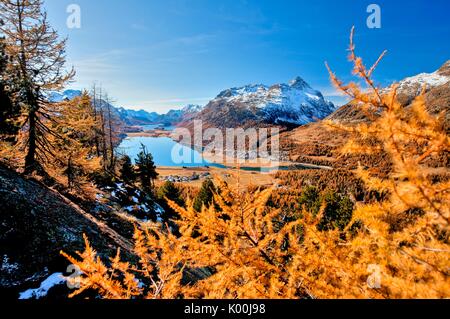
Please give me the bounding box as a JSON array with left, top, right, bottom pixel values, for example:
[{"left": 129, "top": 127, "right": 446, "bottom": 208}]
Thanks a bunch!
[
  {"left": 100, "top": 108, "right": 108, "bottom": 169},
  {"left": 92, "top": 85, "right": 101, "bottom": 157},
  {"left": 97, "top": 87, "right": 108, "bottom": 170},
  {"left": 67, "top": 155, "right": 73, "bottom": 190},
  {"left": 107, "top": 102, "right": 115, "bottom": 170},
  {"left": 24, "top": 109, "right": 37, "bottom": 174}
]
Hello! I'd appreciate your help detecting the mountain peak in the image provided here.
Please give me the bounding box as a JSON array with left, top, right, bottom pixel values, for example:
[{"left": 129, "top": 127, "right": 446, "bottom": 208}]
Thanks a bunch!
[
  {"left": 48, "top": 89, "right": 82, "bottom": 102},
  {"left": 437, "top": 60, "right": 450, "bottom": 77},
  {"left": 289, "top": 76, "right": 310, "bottom": 90},
  {"left": 395, "top": 61, "right": 450, "bottom": 95},
  {"left": 202, "top": 77, "right": 335, "bottom": 126},
  {"left": 182, "top": 104, "right": 203, "bottom": 113}
]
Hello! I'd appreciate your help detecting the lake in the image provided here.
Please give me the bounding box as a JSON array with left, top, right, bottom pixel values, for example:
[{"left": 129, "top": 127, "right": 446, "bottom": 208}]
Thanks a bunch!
[
  {"left": 116, "top": 136, "right": 224, "bottom": 168},
  {"left": 117, "top": 136, "right": 321, "bottom": 172}
]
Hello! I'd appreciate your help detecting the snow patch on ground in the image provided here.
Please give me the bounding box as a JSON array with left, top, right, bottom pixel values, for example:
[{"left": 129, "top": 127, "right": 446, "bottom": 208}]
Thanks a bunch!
[
  {"left": 19, "top": 273, "right": 66, "bottom": 300},
  {"left": 154, "top": 203, "right": 165, "bottom": 215},
  {"left": 116, "top": 183, "right": 126, "bottom": 191}
]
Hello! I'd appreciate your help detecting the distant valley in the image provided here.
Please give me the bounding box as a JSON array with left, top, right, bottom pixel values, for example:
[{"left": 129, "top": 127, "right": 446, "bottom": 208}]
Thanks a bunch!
[{"left": 51, "top": 76, "right": 337, "bottom": 131}]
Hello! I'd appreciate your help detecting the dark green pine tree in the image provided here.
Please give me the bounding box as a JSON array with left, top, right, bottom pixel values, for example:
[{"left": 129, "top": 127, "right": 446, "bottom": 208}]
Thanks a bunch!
[
  {"left": 193, "top": 178, "right": 216, "bottom": 212},
  {"left": 317, "top": 191, "right": 354, "bottom": 232},
  {"left": 298, "top": 186, "right": 321, "bottom": 215},
  {"left": 119, "top": 155, "right": 136, "bottom": 185},
  {"left": 135, "top": 144, "right": 158, "bottom": 193},
  {"left": 156, "top": 181, "right": 184, "bottom": 221}
]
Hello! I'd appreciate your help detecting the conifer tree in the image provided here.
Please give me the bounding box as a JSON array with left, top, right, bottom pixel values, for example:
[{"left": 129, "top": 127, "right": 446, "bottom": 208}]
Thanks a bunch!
[
  {"left": 104, "top": 94, "right": 117, "bottom": 170},
  {"left": 317, "top": 191, "right": 354, "bottom": 231},
  {"left": 90, "top": 85, "right": 122, "bottom": 172},
  {"left": 298, "top": 186, "right": 321, "bottom": 215},
  {"left": 0, "top": 29, "right": 11, "bottom": 131},
  {"left": 0, "top": 0, "right": 75, "bottom": 174},
  {"left": 119, "top": 154, "right": 136, "bottom": 185},
  {"left": 51, "top": 92, "right": 101, "bottom": 189},
  {"left": 193, "top": 178, "right": 216, "bottom": 212},
  {"left": 135, "top": 144, "right": 158, "bottom": 193},
  {"left": 298, "top": 186, "right": 354, "bottom": 231},
  {"left": 157, "top": 181, "right": 184, "bottom": 221}
]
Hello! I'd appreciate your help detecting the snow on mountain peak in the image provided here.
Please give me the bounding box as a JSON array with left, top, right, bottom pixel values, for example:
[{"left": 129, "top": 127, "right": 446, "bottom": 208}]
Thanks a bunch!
[
  {"left": 216, "top": 84, "right": 266, "bottom": 99},
  {"left": 400, "top": 72, "right": 449, "bottom": 88},
  {"left": 395, "top": 62, "right": 450, "bottom": 95},
  {"left": 289, "top": 76, "right": 311, "bottom": 90},
  {"left": 48, "top": 89, "right": 82, "bottom": 102},
  {"left": 182, "top": 104, "right": 203, "bottom": 113},
  {"left": 207, "top": 77, "right": 335, "bottom": 126}
]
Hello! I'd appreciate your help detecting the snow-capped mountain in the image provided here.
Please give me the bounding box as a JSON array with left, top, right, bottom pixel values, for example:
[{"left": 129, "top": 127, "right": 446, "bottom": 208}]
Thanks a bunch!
[
  {"left": 115, "top": 107, "right": 160, "bottom": 125},
  {"left": 114, "top": 105, "right": 203, "bottom": 126},
  {"left": 47, "top": 89, "right": 203, "bottom": 126},
  {"left": 394, "top": 60, "right": 450, "bottom": 97},
  {"left": 48, "top": 89, "right": 84, "bottom": 102},
  {"left": 48, "top": 89, "right": 158, "bottom": 125},
  {"left": 328, "top": 60, "right": 450, "bottom": 123},
  {"left": 182, "top": 104, "right": 203, "bottom": 113},
  {"left": 191, "top": 77, "right": 335, "bottom": 127}
]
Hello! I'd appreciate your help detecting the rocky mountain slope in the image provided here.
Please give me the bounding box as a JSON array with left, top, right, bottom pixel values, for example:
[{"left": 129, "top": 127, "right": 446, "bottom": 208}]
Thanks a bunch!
[
  {"left": 395, "top": 60, "right": 450, "bottom": 102},
  {"left": 47, "top": 90, "right": 84, "bottom": 103},
  {"left": 186, "top": 77, "right": 335, "bottom": 128},
  {"left": 0, "top": 165, "right": 215, "bottom": 299},
  {"left": 0, "top": 165, "right": 133, "bottom": 299}
]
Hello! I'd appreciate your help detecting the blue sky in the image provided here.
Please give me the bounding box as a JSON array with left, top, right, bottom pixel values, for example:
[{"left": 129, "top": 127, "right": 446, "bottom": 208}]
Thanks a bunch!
[{"left": 44, "top": 0, "right": 450, "bottom": 113}]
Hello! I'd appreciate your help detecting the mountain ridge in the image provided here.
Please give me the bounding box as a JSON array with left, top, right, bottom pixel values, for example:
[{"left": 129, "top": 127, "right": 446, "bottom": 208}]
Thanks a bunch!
[
  {"left": 327, "top": 60, "right": 450, "bottom": 124},
  {"left": 48, "top": 90, "right": 202, "bottom": 127},
  {"left": 185, "top": 76, "right": 335, "bottom": 128}
]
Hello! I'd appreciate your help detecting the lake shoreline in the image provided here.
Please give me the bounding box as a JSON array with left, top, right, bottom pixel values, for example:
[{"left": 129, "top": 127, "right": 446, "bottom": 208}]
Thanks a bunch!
[{"left": 121, "top": 129, "right": 333, "bottom": 172}]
